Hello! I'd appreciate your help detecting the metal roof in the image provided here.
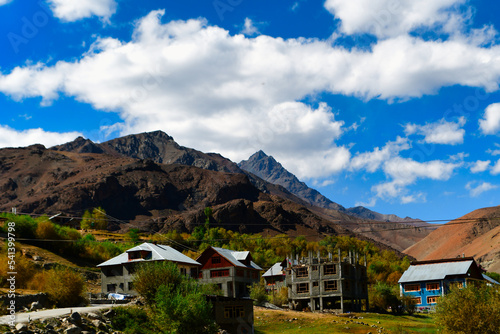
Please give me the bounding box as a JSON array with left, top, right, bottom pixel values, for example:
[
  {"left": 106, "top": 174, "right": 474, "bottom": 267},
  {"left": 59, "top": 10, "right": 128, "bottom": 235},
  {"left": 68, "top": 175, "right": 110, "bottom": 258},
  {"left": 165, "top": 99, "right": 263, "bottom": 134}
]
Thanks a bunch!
[
  {"left": 97, "top": 242, "right": 200, "bottom": 267},
  {"left": 212, "top": 247, "right": 262, "bottom": 270},
  {"left": 398, "top": 260, "right": 473, "bottom": 283},
  {"left": 262, "top": 262, "right": 285, "bottom": 277},
  {"left": 483, "top": 274, "right": 500, "bottom": 285}
]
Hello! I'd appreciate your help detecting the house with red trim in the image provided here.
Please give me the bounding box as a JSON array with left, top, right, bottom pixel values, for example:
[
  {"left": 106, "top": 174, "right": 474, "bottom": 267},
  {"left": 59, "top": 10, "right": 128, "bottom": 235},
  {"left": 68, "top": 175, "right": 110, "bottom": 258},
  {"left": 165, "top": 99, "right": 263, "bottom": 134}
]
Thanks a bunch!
[{"left": 196, "top": 246, "right": 262, "bottom": 298}]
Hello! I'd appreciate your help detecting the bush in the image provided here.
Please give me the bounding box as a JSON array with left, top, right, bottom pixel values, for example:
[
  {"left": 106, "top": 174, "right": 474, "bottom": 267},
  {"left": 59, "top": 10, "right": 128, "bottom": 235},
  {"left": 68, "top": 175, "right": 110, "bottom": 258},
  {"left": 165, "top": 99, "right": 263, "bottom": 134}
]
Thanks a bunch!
[
  {"left": 270, "top": 286, "right": 288, "bottom": 307},
  {"left": 0, "top": 252, "right": 35, "bottom": 289},
  {"left": 249, "top": 280, "right": 268, "bottom": 305},
  {"left": 110, "top": 306, "right": 153, "bottom": 334},
  {"left": 435, "top": 283, "right": 500, "bottom": 334},
  {"left": 42, "top": 266, "right": 86, "bottom": 307},
  {"left": 153, "top": 280, "right": 218, "bottom": 334},
  {"left": 369, "top": 282, "right": 401, "bottom": 313},
  {"left": 133, "top": 261, "right": 185, "bottom": 305}
]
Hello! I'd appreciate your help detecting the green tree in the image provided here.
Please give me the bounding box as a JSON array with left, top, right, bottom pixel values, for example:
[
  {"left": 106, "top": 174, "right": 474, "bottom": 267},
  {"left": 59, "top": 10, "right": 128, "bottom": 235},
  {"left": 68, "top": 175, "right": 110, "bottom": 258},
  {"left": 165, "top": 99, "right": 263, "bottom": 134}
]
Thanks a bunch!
[
  {"left": 153, "top": 280, "right": 218, "bottom": 334},
  {"left": 249, "top": 280, "right": 268, "bottom": 305},
  {"left": 133, "top": 261, "right": 184, "bottom": 305},
  {"left": 80, "top": 207, "right": 108, "bottom": 230},
  {"left": 435, "top": 283, "right": 500, "bottom": 334}
]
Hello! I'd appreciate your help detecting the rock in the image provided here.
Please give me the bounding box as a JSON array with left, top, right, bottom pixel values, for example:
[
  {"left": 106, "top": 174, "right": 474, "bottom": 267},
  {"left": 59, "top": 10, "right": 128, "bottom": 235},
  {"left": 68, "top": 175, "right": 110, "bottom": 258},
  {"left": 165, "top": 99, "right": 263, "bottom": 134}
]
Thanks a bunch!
[
  {"left": 102, "top": 309, "right": 115, "bottom": 318},
  {"left": 33, "top": 255, "right": 43, "bottom": 261},
  {"left": 15, "top": 323, "right": 28, "bottom": 331},
  {"left": 64, "top": 325, "right": 82, "bottom": 334},
  {"left": 86, "top": 312, "right": 102, "bottom": 320},
  {"left": 30, "top": 301, "right": 42, "bottom": 311},
  {"left": 92, "top": 320, "right": 107, "bottom": 331},
  {"left": 70, "top": 312, "right": 82, "bottom": 325}
]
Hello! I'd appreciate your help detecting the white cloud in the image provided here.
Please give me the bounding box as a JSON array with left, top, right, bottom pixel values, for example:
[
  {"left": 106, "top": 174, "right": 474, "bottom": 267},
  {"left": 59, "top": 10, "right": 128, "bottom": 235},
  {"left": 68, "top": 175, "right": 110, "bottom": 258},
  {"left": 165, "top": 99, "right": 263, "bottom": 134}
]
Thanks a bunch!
[
  {"left": 465, "top": 181, "right": 498, "bottom": 197},
  {"left": 479, "top": 103, "right": 500, "bottom": 135},
  {"left": 0, "top": 125, "right": 82, "bottom": 148},
  {"left": 324, "top": 0, "right": 468, "bottom": 39},
  {"left": 404, "top": 117, "right": 466, "bottom": 145},
  {"left": 47, "top": 0, "right": 117, "bottom": 22},
  {"left": 241, "top": 18, "right": 259, "bottom": 36},
  {"left": 491, "top": 160, "right": 500, "bottom": 175},
  {"left": 1, "top": 11, "right": 500, "bottom": 179},
  {"left": 350, "top": 137, "right": 409, "bottom": 172},
  {"left": 372, "top": 157, "right": 460, "bottom": 202},
  {"left": 0, "top": 0, "right": 12, "bottom": 6},
  {"left": 470, "top": 160, "right": 490, "bottom": 173}
]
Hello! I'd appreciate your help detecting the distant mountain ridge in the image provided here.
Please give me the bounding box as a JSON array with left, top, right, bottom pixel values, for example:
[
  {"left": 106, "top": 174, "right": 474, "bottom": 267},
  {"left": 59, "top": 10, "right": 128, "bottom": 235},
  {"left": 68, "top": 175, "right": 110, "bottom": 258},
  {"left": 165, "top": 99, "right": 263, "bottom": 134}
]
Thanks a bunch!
[{"left": 238, "top": 150, "right": 421, "bottom": 224}]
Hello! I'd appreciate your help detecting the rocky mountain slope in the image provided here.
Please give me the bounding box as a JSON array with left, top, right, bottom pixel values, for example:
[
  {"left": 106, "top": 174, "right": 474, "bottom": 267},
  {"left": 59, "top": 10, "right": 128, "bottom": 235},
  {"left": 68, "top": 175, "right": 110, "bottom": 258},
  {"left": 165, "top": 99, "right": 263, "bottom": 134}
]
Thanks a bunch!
[
  {"left": 0, "top": 144, "right": 360, "bottom": 239},
  {"left": 50, "top": 131, "right": 431, "bottom": 251},
  {"left": 404, "top": 206, "right": 500, "bottom": 272},
  {"left": 238, "top": 151, "right": 423, "bottom": 224}
]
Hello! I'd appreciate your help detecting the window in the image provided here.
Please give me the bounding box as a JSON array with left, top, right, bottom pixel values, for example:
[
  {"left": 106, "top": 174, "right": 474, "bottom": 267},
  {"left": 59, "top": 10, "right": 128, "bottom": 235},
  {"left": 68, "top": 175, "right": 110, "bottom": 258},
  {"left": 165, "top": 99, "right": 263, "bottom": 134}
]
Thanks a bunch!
[
  {"left": 297, "top": 283, "right": 309, "bottom": 293},
  {"left": 312, "top": 265, "right": 318, "bottom": 271},
  {"left": 296, "top": 267, "right": 308, "bottom": 278},
  {"left": 252, "top": 271, "right": 259, "bottom": 279},
  {"left": 211, "top": 256, "right": 221, "bottom": 264},
  {"left": 426, "top": 283, "right": 440, "bottom": 291},
  {"left": 107, "top": 284, "right": 116, "bottom": 293},
  {"left": 404, "top": 284, "right": 421, "bottom": 292},
  {"left": 313, "top": 281, "right": 319, "bottom": 288},
  {"left": 119, "top": 283, "right": 124, "bottom": 290},
  {"left": 412, "top": 297, "right": 422, "bottom": 305},
  {"left": 324, "top": 264, "right": 336, "bottom": 275},
  {"left": 324, "top": 280, "right": 338, "bottom": 291},
  {"left": 427, "top": 296, "right": 439, "bottom": 304},
  {"left": 210, "top": 269, "right": 229, "bottom": 278},
  {"left": 180, "top": 268, "right": 187, "bottom": 275},
  {"left": 128, "top": 282, "right": 134, "bottom": 291},
  {"left": 224, "top": 306, "right": 245, "bottom": 318}
]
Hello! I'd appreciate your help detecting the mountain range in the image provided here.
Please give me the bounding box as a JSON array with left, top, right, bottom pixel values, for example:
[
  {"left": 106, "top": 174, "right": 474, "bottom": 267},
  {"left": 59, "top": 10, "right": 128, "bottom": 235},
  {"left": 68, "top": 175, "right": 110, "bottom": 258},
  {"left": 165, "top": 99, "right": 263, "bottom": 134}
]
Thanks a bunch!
[{"left": 2, "top": 130, "right": 498, "bottom": 270}]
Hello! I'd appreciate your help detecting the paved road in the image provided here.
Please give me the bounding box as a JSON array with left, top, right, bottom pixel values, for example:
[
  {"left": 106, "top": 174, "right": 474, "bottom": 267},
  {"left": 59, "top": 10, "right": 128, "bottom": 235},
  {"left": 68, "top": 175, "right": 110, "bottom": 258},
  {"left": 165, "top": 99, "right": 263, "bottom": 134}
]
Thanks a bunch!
[{"left": 0, "top": 304, "right": 120, "bottom": 325}]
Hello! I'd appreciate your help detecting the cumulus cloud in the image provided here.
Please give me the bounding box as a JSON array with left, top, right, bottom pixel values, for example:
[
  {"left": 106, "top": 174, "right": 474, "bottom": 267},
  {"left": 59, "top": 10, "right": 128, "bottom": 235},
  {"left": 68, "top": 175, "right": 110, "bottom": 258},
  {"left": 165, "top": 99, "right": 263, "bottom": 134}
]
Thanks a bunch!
[
  {"left": 470, "top": 160, "right": 490, "bottom": 173},
  {"left": 241, "top": 18, "right": 260, "bottom": 36},
  {"left": 324, "top": 0, "right": 468, "bottom": 39},
  {"left": 0, "top": 125, "right": 82, "bottom": 148},
  {"left": 479, "top": 103, "right": 500, "bottom": 135},
  {"left": 1, "top": 11, "right": 500, "bottom": 179},
  {"left": 371, "top": 158, "right": 460, "bottom": 202},
  {"left": 47, "top": 0, "right": 117, "bottom": 22},
  {"left": 0, "top": 0, "right": 12, "bottom": 6},
  {"left": 350, "top": 136, "right": 409, "bottom": 172},
  {"left": 404, "top": 117, "right": 466, "bottom": 145},
  {"left": 491, "top": 159, "right": 500, "bottom": 175},
  {"left": 465, "top": 181, "right": 498, "bottom": 197}
]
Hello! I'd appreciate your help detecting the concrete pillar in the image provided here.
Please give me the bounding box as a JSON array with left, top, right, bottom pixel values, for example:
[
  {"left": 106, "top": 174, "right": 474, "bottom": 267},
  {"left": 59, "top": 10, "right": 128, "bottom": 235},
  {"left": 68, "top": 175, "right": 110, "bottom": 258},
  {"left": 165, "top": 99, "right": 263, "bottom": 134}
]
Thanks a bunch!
[{"left": 320, "top": 297, "right": 324, "bottom": 311}]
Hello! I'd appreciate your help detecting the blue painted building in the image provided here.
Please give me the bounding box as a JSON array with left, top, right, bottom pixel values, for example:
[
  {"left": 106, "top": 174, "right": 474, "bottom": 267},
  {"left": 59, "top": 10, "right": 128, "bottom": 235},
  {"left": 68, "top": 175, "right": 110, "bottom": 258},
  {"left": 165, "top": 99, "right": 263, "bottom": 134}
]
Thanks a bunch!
[{"left": 398, "top": 257, "right": 484, "bottom": 311}]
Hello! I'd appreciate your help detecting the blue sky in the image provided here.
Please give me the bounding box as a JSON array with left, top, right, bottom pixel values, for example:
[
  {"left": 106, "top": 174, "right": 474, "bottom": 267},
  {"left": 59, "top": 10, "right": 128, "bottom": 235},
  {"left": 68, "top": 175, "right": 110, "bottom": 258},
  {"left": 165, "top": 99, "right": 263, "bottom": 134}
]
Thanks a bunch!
[{"left": 1, "top": 0, "right": 500, "bottom": 222}]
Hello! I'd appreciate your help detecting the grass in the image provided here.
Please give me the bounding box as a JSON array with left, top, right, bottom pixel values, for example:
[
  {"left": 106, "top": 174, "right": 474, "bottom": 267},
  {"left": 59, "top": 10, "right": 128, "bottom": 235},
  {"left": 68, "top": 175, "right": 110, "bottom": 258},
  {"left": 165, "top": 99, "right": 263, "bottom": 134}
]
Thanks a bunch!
[{"left": 254, "top": 307, "right": 438, "bottom": 334}]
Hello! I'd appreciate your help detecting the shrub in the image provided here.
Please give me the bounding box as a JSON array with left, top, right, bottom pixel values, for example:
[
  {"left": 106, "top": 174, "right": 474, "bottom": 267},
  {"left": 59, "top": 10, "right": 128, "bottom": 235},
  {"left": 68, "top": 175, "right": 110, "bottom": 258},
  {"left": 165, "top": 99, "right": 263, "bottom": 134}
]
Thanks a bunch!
[
  {"left": 153, "top": 280, "right": 218, "bottom": 334},
  {"left": 369, "top": 282, "right": 401, "bottom": 313},
  {"left": 133, "top": 261, "right": 184, "bottom": 305},
  {"left": 249, "top": 280, "right": 268, "bottom": 305},
  {"left": 270, "top": 286, "right": 288, "bottom": 307},
  {"left": 435, "top": 283, "right": 500, "bottom": 334},
  {"left": 0, "top": 252, "right": 35, "bottom": 289},
  {"left": 42, "top": 266, "right": 86, "bottom": 307},
  {"left": 110, "top": 306, "right": 153, "bottom": 334}
]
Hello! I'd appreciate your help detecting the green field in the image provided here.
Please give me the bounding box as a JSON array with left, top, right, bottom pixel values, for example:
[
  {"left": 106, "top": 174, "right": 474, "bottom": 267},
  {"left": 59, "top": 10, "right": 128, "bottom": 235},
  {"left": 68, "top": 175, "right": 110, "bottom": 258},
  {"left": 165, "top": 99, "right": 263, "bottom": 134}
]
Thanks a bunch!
[{"left": 254, "top": 307, "right": 438, "bottom": 334}]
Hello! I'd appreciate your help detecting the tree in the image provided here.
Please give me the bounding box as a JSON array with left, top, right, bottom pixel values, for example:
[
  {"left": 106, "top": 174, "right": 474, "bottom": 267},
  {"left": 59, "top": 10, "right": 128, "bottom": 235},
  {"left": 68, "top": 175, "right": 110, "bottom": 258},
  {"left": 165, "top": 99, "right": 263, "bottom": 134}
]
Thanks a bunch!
[
  {"left": 80, "top": 207, "right": 108, "bottom": 230},
  {"left": 249, "top": 280, "right": 268, "bottom": 305},
  {"left": 133, "top": 261, "right": 184, "bottom": 305},
  {"left": 435, "top": 283, "right": 500, "bottom": 334}
]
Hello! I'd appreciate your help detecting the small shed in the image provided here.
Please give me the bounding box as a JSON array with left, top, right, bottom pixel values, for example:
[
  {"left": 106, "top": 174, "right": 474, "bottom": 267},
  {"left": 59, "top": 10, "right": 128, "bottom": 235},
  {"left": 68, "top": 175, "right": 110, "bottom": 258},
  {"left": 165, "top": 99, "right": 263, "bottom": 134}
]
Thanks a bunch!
[{"left": 206, "top": 295, "right": 254, "bottom": 334}]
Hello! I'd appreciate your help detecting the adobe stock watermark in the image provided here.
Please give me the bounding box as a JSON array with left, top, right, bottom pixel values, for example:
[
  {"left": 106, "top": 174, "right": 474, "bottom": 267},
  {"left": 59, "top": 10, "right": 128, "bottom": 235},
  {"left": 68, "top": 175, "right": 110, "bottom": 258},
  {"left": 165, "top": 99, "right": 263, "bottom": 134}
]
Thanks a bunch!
[
  {"left": 213, "top": 0, "right": 244, "bottom": 21},
  {"left": 5, "top": 221, "right": 17, "bottom": 327},
  {"left": 7, "top": 1, "right": 52, "bottom": 54}
]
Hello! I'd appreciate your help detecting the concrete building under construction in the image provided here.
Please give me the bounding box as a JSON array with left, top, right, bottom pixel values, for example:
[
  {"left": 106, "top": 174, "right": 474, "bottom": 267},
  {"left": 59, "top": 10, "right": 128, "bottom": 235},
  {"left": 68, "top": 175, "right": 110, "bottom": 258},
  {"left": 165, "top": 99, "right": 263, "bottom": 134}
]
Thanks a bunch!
[{"left": 286, "top": 250, "right": 368, "bottom": 312}]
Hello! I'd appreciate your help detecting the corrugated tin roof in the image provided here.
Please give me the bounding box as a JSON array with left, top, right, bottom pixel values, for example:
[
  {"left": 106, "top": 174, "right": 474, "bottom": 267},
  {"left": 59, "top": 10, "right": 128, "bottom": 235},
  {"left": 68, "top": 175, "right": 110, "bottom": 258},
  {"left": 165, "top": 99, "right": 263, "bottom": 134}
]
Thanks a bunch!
[
  {"left": 483, "top": 274, "right": 500, "bottom": 285},
  {"left": 262, "top": 262, "right": 284, "bottom": 277},
  {"left": 398, "top": 260, "right": 473, "bottom": 283},
  {"left": 97, "top": 242, "right": 200, "bottom": 267},
  {"left": 212, "top": 247, "right": 261, "bottom": 270}
]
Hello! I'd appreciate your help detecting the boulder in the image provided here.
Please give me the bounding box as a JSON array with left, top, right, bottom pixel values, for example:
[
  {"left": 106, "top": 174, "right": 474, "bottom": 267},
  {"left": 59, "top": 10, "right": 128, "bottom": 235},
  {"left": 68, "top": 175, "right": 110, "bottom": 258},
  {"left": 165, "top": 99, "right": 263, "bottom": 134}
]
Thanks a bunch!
[{"left": 64, "top": 325, "right": 82, "bottom": 334}]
